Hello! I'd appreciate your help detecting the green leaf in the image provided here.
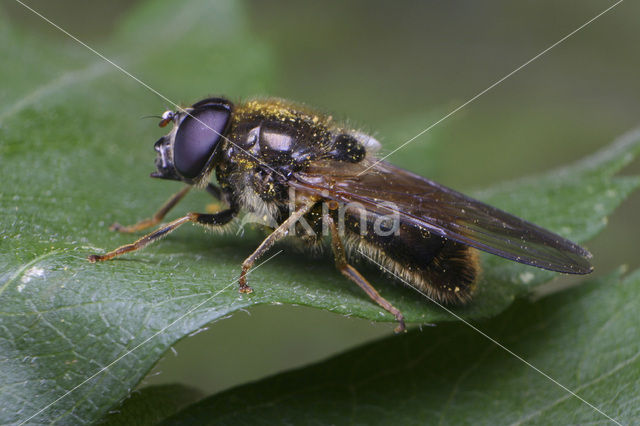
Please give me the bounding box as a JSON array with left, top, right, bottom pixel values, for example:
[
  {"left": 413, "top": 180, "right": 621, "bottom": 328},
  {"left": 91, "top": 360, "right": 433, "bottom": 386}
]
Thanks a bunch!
[
  {"left": 162, "top": 268, "right": 640, "bottom": 425},
  {"left": 101, "top": 384, "right": 203, "bottom": 426},
  {"left": 0, "top": 1, "right": 639, "bottom": 424}
]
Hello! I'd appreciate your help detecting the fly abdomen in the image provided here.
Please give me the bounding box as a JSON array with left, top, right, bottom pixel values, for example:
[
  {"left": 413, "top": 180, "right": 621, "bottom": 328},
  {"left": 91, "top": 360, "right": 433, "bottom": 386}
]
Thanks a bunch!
[{"left": 342, "top": 210, "right": 479, "bottom": 304}]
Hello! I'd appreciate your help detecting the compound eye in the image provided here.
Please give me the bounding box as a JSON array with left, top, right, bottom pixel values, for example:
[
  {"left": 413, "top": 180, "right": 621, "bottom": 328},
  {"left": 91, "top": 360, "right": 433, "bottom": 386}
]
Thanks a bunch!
[{"left": 174, "top": 106, "right": 230, "bottom": 179}]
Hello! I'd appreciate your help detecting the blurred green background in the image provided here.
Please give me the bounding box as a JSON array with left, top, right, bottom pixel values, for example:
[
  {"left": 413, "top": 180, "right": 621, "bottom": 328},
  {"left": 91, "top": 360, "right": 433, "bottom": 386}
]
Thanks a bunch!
[{"left": 3, "top": 0, "right": 638, "bottom": 397}]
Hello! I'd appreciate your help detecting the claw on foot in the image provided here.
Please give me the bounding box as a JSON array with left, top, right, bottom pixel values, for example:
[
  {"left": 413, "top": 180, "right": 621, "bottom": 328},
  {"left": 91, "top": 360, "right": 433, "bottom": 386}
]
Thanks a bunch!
[
  {"left": 87, "top": 254, "right": 103, "bottom": 263},
  {"left": 239, "top": 283, "right": 253, "bottom": 294},
  {"left": 238, "top": 271, "right": 254, "bottom": 293},
  {"left": 393, "top": 318, "right": 406, "bottom": 334}
]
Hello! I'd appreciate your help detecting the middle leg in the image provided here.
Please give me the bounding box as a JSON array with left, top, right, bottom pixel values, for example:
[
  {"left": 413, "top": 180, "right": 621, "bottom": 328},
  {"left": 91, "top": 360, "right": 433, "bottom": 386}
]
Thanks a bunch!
[{"left": 238, "top": 199, "right": 317, "bottom": 293}]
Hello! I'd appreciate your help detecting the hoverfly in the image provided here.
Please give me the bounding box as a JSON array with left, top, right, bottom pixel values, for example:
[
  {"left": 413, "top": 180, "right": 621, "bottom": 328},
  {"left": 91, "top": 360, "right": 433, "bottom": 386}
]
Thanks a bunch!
[{"left": 88, "top": 97, "right": 593, "bottom": 332}]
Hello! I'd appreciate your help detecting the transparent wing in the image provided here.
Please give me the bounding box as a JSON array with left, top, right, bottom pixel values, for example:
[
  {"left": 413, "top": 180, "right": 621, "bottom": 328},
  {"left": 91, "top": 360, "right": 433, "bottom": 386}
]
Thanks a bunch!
[{"left": 291, "top": 160, "right": 592, "bottom": 274}]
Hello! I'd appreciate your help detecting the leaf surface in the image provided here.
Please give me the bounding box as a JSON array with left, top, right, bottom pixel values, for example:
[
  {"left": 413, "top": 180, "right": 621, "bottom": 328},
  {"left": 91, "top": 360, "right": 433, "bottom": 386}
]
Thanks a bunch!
[
  {"left": 165, "top": 268, "right": 640, "bottom": 425},
  {"left": 0, "top": 1, "right": 638, "bottom": 423}
]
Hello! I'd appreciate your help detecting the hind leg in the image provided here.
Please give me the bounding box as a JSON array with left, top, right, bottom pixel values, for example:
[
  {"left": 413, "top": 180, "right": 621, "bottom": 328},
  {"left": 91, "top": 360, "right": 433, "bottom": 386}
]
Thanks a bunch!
[{"left": 326, "top": 214, "right": 405, "bottom": 333}]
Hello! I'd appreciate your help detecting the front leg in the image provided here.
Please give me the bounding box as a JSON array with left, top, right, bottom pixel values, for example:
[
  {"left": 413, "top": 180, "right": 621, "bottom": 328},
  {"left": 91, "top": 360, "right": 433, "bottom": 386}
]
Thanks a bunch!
[
  {"left": 88, "top": 208, "right": 237, "bottom": 262},
  {"left": 110, "top": 186, "right": 192, "bottom": 233},
  {"left": 111, "top": 183, "right": 224, "bottom": 233},
  {"left": 238, "top": 199, "right": 317, "bottom": 293},
  {"left": 205, "top": 183, "right": 223, "bottom": 200}
]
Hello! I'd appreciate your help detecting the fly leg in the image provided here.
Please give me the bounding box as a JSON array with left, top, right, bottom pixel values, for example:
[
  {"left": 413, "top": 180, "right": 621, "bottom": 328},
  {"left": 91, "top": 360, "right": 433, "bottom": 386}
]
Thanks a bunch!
[
  {"left": 110, "top": 183, "right": 224, "bottom": 233},
  {"left": 110, "top": 186, "right": 192, "bottom": 233},
  {"left": 204, "top": 183, "right": 223, "bottom": 200},
  {"left": 326, "top": 214, "right": 406, "bottom": 333},
  {"left": 88, "top": 209, "right": 237, "bottom": 262},
  {"left": 238, "top": 200, "right": 316, "bottom": 293}
]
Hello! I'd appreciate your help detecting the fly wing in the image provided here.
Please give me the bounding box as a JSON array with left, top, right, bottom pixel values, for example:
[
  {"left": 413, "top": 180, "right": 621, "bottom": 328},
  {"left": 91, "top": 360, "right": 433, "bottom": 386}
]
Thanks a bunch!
[{"left": 291, "top": 159, "right": 592, "bottom": 274}]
